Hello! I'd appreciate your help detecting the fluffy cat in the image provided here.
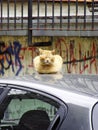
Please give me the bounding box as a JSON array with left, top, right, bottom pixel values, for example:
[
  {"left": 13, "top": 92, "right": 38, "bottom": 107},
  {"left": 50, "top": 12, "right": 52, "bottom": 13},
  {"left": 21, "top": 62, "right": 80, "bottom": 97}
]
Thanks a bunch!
[{"left": 33, "top": 48, "right": 63, "bottom": 74}]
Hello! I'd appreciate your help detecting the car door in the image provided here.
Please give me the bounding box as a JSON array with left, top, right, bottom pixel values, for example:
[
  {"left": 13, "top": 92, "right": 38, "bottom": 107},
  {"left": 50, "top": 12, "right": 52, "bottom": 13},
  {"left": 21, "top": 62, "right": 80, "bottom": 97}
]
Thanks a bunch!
[{"left": 0, "top": 86, "right": 67, "bottom": 130}]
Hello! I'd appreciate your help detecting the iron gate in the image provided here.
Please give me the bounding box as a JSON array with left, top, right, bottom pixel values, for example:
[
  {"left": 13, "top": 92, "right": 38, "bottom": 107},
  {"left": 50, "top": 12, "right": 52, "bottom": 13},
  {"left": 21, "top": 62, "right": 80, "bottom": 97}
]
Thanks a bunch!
[{"left": 0, "top": 0, "right": 98, "bottom": 45}]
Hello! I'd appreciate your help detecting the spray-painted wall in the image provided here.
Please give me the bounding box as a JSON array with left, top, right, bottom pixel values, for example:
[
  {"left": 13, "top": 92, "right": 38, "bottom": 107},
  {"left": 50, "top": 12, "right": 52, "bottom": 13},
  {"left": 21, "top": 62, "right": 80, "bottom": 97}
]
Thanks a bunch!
[{"left": 0, "top": 36, "right": 98, "bottom": 77}]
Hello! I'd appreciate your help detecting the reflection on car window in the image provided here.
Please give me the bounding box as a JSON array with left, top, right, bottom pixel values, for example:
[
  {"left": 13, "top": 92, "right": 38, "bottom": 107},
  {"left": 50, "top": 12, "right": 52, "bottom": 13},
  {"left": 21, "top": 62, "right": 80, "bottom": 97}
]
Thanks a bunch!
[
  {"left": 0, "top": 88, "right": 60, "bottom": 130},
  {"left": 0, "top": 88, "right": 4, "bottom": 95}
]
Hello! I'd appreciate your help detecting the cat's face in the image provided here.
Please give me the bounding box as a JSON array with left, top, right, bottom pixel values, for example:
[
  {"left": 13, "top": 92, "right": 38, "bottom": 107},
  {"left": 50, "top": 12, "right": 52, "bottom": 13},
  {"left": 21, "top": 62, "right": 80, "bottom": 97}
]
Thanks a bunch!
[{"left": 39, "top": 49, "right": 55, "bottom": 65}]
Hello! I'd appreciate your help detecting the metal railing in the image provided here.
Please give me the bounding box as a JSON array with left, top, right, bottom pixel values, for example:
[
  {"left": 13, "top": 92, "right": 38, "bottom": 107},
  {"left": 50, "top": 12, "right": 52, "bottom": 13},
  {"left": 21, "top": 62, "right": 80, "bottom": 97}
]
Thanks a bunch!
[
  {"left": 0, "top": 0, "right": 98, "bottom": 44},
  {"left": 0, "top": 0, "right": 27, "bottom": 30}
]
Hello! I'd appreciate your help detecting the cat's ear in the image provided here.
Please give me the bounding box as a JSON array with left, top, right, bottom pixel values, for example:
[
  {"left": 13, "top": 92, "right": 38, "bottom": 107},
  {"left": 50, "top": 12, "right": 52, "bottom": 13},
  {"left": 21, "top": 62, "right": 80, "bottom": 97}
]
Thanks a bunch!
[
  {"left": 38, "top": 48, "right": 43, "bottom": 55},
  {"left": 52, "top": 49, "right": 55, "bottom": 55}
]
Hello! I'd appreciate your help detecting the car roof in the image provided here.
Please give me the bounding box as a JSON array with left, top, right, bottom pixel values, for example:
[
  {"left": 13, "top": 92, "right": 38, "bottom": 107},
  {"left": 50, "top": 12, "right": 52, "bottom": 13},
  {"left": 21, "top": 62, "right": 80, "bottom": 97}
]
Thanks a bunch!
[
  {"left": 0, "top": 73, "right": 98, "bottom": 108},
  {"left": 11, "top": 73, "right": 98, "bottom": 97}
]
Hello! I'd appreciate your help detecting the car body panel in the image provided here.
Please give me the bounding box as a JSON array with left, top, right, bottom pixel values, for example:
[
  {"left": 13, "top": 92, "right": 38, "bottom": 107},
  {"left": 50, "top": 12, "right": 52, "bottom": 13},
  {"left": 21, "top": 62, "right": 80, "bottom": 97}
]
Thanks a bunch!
[{"left": 0, "top": 74, "right": 98, "bottom": 130}]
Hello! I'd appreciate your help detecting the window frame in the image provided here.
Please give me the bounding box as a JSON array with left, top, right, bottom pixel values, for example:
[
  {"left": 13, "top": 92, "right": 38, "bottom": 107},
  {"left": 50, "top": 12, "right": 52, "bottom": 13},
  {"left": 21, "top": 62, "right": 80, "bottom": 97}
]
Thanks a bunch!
[{"left": 0, "top": 84, "right": 68, "bottom": 130}]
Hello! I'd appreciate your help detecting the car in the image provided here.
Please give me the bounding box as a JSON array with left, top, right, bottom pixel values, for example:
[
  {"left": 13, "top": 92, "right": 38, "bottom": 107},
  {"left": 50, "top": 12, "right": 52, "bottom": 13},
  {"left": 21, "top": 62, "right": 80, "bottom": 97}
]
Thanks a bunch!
[{"left": 0, "top": 73, "right": 98, "bottom": 130}]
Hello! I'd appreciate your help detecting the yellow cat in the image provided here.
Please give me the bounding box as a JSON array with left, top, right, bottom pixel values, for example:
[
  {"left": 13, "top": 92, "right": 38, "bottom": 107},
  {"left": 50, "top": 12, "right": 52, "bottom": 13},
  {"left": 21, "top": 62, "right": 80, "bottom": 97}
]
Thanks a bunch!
[{"left": 33, "top": 48, "right": 63, "bottom": 74}]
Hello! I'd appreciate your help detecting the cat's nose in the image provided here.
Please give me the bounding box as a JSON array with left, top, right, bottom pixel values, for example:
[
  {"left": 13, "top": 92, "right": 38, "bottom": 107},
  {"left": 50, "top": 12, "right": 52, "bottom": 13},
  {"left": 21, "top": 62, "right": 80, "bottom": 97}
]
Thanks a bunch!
[
  {"left": 45, "top": 59, "right": 49, "bottom": 64},
  {"left": 46, "top": 60, "right": 49, "bottom": 63}
]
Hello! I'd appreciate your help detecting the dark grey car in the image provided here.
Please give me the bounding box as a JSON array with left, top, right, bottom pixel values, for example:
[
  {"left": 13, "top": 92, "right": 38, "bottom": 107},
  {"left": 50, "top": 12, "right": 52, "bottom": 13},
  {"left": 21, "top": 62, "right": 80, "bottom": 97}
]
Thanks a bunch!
[{"left": 0, "top": 73, "right": 98, "bottom": 130}]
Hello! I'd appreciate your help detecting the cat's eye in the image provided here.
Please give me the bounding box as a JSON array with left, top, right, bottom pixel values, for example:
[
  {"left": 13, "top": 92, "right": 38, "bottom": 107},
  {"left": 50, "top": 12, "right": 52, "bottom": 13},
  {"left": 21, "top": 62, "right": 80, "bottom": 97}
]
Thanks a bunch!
[{"left": 40, "top": 56, "right": 45, "bottom": 60}]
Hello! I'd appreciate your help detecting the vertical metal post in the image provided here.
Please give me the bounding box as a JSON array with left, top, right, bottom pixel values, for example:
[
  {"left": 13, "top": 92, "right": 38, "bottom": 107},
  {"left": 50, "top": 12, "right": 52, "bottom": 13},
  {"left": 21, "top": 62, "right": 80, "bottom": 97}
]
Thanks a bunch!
[
  {"left": 76, "top": 0, "right": 78, "bottom": 30},
  {"left": 7, "top": 0, "right": 9, "bottom": 29},
  {"left": 52, "top": 0, "right": 54, "bottom": 29},
  {"left": 37, "top": 0, "right": 40, "bottom": 29},
  {"left": 68, "top": 0, "right": 70, "bottom": 30},
  {"left": 60, "top": 0, "right": 62, "bottom": 29},
  {"left": 21, "top": 0, "right": 23, "bottom": 29},
  {"left": 14, "top": 0, "right": 16, "bottom": 29},
  {"left": 0, "top": 0, "right": 3, "bottom": 29},
  {"left": 28, "top": 0, "right": 32, "bottom": 45},
  {"left": 84, "top": 0, "right": 86, "bottom": 29},
  {"left": 45, "top": 0, "right": 47, "bottom": 29},
  {"left": 92, "top": 0, "right": 94, "bottom": 30}
]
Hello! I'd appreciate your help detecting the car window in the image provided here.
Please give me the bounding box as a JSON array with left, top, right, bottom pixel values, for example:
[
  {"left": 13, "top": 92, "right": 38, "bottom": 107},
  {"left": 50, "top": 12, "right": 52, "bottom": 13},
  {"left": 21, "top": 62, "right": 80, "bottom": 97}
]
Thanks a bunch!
[
  {"left": 0, "top": 87, "right": 10, "bottom": 104},
  {"left": 0, "top": 88, "right": 4, "bottom": 95},
  {"left": 0, "top": 88, "right": 64, "bottom": 130}
]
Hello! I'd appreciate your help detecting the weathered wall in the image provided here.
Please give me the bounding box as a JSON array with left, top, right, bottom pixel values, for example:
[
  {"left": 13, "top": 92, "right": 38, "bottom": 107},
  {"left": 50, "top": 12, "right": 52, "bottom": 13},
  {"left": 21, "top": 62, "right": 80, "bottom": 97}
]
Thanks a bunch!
[{"left": 0, "top": 36, "right": 98, "bottom": 77}]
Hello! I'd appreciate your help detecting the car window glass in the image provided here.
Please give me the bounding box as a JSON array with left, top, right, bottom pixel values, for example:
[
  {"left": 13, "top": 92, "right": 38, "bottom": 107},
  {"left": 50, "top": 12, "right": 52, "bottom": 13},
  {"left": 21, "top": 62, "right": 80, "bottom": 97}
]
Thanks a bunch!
[
  {"left": 0, "top": 87, "right": 10, "bottom": 105},
  {"left": 0, "top": 88, "right": 61, "bottom": 130},
  {"left": 0, "top": 88, "right": 4, "bottom": 95}
]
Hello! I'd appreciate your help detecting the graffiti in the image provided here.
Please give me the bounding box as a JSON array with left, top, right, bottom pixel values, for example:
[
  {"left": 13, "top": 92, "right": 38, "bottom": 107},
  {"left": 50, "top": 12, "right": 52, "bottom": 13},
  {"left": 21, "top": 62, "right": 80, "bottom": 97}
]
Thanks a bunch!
[
  {"left": 13, "top": 41, "right": 22, "bottom": 75},
  {"left": 0, "top": 40, "right": 38, "bottom": 76},
  {"left": 0, "top": 37, "right": 98, "bottom": 76},
  {"left": 55, "top": 38, "right": 98, "bottom": 74},
  {"left": 0, "top": 41, "right": 12, "bottom": 75},
  {"left": 0, "top": 41, "right": 22, "bottom": 76}
]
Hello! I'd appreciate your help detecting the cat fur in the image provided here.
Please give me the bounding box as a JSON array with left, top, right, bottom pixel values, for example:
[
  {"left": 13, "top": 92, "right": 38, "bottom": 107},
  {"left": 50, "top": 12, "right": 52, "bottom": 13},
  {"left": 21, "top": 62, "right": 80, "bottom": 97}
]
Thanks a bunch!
[{"left": 33, "top": 49, "right": 63, "bottom": 74}]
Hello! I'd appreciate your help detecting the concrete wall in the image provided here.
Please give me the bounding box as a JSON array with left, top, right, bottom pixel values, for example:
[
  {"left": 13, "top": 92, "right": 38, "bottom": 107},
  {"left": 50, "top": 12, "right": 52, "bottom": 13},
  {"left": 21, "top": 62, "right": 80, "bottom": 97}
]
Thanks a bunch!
[{"left": 0, "top": 36, "right": 98, "bottom": 77}]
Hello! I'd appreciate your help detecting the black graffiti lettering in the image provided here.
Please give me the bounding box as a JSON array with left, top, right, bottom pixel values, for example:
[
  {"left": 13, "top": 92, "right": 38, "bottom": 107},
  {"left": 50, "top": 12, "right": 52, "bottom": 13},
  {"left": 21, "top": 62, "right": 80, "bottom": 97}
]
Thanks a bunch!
[{"left": 0, "top": 41, "right": 12, "bottom": 75}]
